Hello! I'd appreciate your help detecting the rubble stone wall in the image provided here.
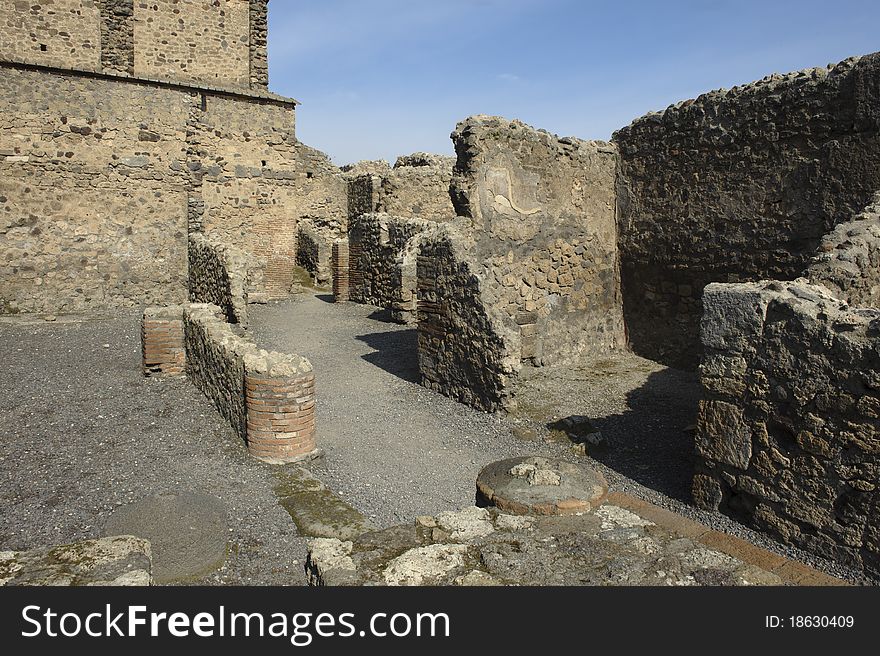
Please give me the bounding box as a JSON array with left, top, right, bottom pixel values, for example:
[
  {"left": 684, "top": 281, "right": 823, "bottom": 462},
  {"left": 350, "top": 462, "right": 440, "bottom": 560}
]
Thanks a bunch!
[
  {"left": 0, "top": 67, "right": 189, "bottom": 314},
  {"left": 417, "top": 223, "right": 519, "bottom": 412},
  {"left": 296, "top": 221, "right": 334, "bottom": 286},
  {"left": 615, "top": 53, "right": 880, "bottom": 368},
  {"left": 0, "top": 0, "right": 102, "bottom": 69},
  {"left": 132, "top": 0, "right": 251, "bottom": 89},
  {"left": 182, "top": 303, "right": 318, "bottom": 463},
  {"left": 194, "top": 94, "right": 347, "bottom": 299},
  {"left": 807, "top": 192, "right": 880, "bottom": 308},
  {"left": 188, "top": 233, "right": 263, "bottom": 326},
  {"left": 694, "top": 280, "right": 880, "bottom": 574},
  {"left": 348, "top": 212, "right": 435, "bottom": 322},
  {"left": 450, "top": 115, "right": 625, "bottom": 367}
]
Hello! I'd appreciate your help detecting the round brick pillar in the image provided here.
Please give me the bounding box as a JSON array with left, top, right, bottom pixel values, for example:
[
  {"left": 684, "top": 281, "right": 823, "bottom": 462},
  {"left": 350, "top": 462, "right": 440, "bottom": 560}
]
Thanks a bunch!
[{"left": 244, "top": 372, "right": 317, "bottom": 463}]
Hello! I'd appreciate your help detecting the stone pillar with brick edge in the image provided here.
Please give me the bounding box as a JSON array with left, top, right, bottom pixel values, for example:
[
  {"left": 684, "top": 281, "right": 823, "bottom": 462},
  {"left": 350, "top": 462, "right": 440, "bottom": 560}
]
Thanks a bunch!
[
  {"left": 142, "top": 306, "right": 185, "bottom": 376},
  {"left": 244, "top": 352, "right": 319, "bottom": 464},
  {"left": 332, "top": 239, "right": 350, "bottom": 302}
]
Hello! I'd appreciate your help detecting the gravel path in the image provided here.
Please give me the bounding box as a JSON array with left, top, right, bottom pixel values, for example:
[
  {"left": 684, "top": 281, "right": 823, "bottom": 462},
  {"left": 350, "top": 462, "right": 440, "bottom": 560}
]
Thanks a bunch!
[
  {"left": 0, "top": 313, "right": 309, "bottom": 585},
  {"left": 1, "top": 295, "right": 872, "bottom": 586},
  {"left": 251, "top": 293, "right": 874, "bottom": 585},
  {"left": 248, "top": 294, "right": 565, "bottom": 526}
]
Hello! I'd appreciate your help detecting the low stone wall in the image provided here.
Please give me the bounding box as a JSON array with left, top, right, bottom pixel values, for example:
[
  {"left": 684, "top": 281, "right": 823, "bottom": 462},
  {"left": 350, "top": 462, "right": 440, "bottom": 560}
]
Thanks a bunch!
[
  {"left": 694, "top": 280, "right": 880, "bottom": 574},
  {"left": 349, "top": 213, "right": 435, "bottom": 323},
  {"left": 807, "top": 192, "right": 880, "bottom": 308},
  {"left": 296, "top": 221, "right": 334, "bottom": 286},
  {"left": 140, "top": 303, "right": 318, "bottom": 463},
  {"left": 417, "top": 223, "right": 519, "bottom": 412},
  {"left": 188, "top": 233, "right": 264, "bottom": 326},
  {"left": 142, "top": 306, "right": 185, "bottom": 377}
]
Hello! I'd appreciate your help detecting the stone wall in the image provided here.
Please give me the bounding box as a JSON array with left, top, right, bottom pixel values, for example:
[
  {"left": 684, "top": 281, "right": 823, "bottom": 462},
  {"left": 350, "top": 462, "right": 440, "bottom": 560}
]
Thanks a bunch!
[
  {"left": 450, "top": 115, "right": 624, "bottom": 366},
  {"left": 346, "top": 153, "right": 456, "bottom": 225},
  {"left": 807, "top": 192, "right": 880, "bottom": 308},
  {"left": 0, "top": 0, "right": 101, "bottom": 69},
  {"left": 132, "top": 0, "right": 251, "bottom": 89},
  {"left": 614, "top": 53, "right": 880, "bottom": 368},
  {"left": 349, "top": 212, "right": 435, "bottom": 323},
  {"left": 182, "top": 303, "right": 318, "bottom": 463},
  {"left": 418, "top": 223, "right": 519, "bottom": 411},
  {"left": 193, "top": 94, "right": 347, "bottom": 299},
  {"left": 693, "top": 280, "right": 880, "bottom": 574},
  {"left": 248, "top": 0, "right": 268, "bottom": 90},
  {"left": 0, "top": 66, "right": 189, "bottom": 314},
  {"left": 296, "top": 220, "right": 334, "bottom": 287},
  {"left": 188, "top": 232, "right": 264, "bottom": 326},
  {"left": 99, "top": 0, "right": 134, "bottom": 75}
]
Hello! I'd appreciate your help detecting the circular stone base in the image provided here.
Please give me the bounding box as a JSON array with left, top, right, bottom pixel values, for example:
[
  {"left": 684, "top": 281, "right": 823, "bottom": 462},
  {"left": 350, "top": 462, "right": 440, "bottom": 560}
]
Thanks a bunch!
[
  {"left": 104, "top": 492, "right": 228, "bottom": 584},
  {"left": 476, "top": 456, "right": 608, "bottom": 516}
]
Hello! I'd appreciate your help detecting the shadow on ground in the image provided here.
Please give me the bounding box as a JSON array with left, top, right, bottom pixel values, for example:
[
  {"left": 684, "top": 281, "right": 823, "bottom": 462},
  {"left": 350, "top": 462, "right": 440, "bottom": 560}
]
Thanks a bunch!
[
  {"left": 355, "top": 329, "right": 420, "bottom": 384},
  {"left": 574, "top": 368, "right": 700, "bottom": 503}
]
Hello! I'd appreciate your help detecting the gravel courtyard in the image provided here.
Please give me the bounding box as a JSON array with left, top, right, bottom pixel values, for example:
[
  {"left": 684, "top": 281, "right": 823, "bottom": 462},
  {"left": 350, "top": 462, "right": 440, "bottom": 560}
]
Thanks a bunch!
[{"left": 0, "top": 292, "right": 869, "bottom": 584}]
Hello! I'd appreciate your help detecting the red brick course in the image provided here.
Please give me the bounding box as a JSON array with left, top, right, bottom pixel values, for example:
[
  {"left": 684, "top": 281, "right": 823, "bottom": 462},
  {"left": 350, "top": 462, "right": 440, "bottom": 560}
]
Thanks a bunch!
[
  {"left": 332, "top": 239, "right": 350, "bottom": 302},
  {"left": 142, "top": 315, "right": 185, "bottom": 377},
  {"left": 244, "top": 371, "right": 317, "bottom": 462}
]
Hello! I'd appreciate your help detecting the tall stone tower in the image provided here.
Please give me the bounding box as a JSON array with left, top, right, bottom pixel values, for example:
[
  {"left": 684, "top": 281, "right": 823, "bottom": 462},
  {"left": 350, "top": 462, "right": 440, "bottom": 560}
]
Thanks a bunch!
[{"left": 0, "top": 0, "right": 270, "bottom": 91}]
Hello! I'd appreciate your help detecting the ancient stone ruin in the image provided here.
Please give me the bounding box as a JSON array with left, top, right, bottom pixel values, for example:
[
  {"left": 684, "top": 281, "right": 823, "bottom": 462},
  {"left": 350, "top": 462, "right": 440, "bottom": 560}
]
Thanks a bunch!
[{"left": 1, "top": 1, "right": 878, "bottom": 585}]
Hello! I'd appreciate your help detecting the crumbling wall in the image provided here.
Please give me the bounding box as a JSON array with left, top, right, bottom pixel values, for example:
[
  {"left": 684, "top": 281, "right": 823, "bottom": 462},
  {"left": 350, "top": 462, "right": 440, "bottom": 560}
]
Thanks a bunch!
[
  {"left": 450, "top": 115, "right": 624, "bottom": 367},
  {"left": 192, "top": 94, "right": 347, "bottom": 299},
  {"left": 694, "top": 280, "right": 880, "bottom": 574},
  {"left": 349, "top": 212, "right": 434, "bottom": 322},
  {"left": 0, "top": 0, "right": 101, "bottom": 69},
  {"left": 807, "top": 192, "right": 880, "bottom": 308},
  {"left": 188, "top": 233, "right": 264, "bottom": 326},
  {"left": 614, "top": 53, "right": 880, "bottom": 368},
  {"left": 296, "top": 221, "right": 334, "bottom": 286},
  {"left": 0, "top": 67, "right": 189, "bottom": 314},
  {"left": 417, "top": 223, "right": 519, "bottom": 411},
  {"left": 345, "top": 153, "right": 456, "bottom": 225},
  {"left": 132, "top": 0, "right": 251, "bottom": 89}
]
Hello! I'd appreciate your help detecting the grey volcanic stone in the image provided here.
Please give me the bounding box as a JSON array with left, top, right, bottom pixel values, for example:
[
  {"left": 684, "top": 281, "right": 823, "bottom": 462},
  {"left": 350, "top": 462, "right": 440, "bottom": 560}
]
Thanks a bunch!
[
  {"left": 104, "top": 492, "right": 227, "bottom": 584},
  {"left": 1, "top": 536, "right": 152, "bottom": 586},
  {"left": 476, "top": 456, "right": 608, "bottom": 515}
]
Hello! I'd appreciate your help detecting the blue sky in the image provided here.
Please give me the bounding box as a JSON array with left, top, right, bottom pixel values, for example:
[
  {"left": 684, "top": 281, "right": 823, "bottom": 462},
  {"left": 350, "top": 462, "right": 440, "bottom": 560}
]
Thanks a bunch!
[{"left": 267, "top": 0, "right": 879, "bottom": 165}]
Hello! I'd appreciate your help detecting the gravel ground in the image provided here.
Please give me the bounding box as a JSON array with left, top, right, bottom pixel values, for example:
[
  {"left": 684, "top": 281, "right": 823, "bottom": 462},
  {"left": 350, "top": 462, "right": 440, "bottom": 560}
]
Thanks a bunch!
[
  {"left": 0, "top": 312, "right": 309, "bottom": 586},
  {"left": 2, "top": 294, "right": 873, "bottom": 586},
  {"left": 252, "top": 293, "right": 875, "bottom": 585}
]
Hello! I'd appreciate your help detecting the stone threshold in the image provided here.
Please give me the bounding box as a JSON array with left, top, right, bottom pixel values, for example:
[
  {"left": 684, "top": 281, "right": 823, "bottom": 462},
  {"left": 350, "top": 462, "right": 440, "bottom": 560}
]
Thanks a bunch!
[{"left": 605, "top": 492, "right": 847, "bottom": 586}]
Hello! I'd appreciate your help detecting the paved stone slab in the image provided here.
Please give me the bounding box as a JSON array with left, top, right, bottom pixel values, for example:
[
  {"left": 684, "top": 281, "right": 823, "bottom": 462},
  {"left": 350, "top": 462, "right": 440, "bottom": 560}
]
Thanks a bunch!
[
  {"left": 104, "top": 492, "right": 227, "bottom": 584},
  {"left": 476, "top": 456, "right": 608, "bottom": 515},
  {"left": 1, "top": 536, "right": 152, "bottom": 586},
  {"left": 305, "top": 505, "right": 785, "bottom": 586}
]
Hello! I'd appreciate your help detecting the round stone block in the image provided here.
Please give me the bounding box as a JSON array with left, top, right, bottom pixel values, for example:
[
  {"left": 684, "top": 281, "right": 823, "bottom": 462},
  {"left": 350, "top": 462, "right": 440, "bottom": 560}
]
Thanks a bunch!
[
  {"left": 476, "top": 456, "right": 608, "bottom": 516},
  {"left": 104, "top": 492, "right": 227, "bottom": 584}
]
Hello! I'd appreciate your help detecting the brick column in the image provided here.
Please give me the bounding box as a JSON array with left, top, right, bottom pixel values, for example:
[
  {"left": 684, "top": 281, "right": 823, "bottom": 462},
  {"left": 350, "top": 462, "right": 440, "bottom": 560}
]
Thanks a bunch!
[
  {"left": 142, "top": 307, "right": 185, "bottom": 376},
  {"left": 332, "top": 239, "right": 349, "bottom": 302},
  {"left": 245, "top": 369, "right": 317, "bottom": 463}
]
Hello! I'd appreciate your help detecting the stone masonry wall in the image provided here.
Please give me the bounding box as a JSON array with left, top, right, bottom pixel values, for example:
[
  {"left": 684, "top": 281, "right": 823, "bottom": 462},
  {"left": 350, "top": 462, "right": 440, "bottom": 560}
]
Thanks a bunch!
[
  {"left": 132, "top": 0, "right": 251, "bottom": 89},
  {"left": 349, "top": 212, "right": 435, "bottom": 322},
  {"left": 614, "top": 53, "right": 880, "bottom": 369},
  {"left": 694, "top": 280, "right": 880, "bottom": 574},
  {"left": 346, "top": 154, "right": 456, "bottom": 225},
  {"left": 807, "top": 191, "right": 880, "bottom": 308},
  {"left": 296, "top": 220, "right": 334, "bottom": 286},
  {"left": 0, "top": 66, "right": 189, "bottom": 314},
  {"left": 99, "top": 0, "right": 134, "bottom": 75},
  {"left": 182, "top": 303, "right": 318, "bottom": 463},
  {"left": 193, "top": 94, "right": 347, "bottom": 299},
  {"left": 418, "top": 223, "right": 519, "bottom": 411},
  {"left": 0, "top": 0, "right": 101, "bottom": 69},
  {"left": 188, "top": 232, "right": 264, "bottom": 326},
  {"left": 450, "top": 115, "right": 624, "bottom": 368},
  {"left": 248, "top": 0, "right": 268, "bottom": 90}
]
